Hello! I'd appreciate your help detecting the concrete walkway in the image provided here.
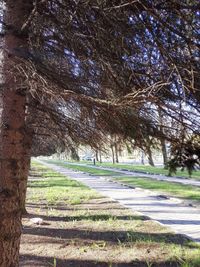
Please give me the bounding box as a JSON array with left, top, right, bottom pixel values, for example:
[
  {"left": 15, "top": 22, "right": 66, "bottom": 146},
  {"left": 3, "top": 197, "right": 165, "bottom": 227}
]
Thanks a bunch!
[
  {"left": 39, "top": 160, "right": 200, "bottom": 243},
  {"left": 65, "top": 161, "right": 200, "bottom": 187}
]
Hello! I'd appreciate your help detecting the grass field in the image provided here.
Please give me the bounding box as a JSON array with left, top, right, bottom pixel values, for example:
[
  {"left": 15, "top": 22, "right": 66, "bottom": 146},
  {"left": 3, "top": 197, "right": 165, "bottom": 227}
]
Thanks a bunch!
[
  {"left": 44, "top": 160, "right": 121, "bottom": 176},
  {"left": 114, "top": 176, "right": 200, "bottom": 203},
  {"left": 92, "top": 162, "right": 200, "bottom": 180},
  {"left": 43, "top": 159, "right": 200, "bottom": 179},
  {"left": 19, "top": 161, "right": 200, "bottom": 267}
]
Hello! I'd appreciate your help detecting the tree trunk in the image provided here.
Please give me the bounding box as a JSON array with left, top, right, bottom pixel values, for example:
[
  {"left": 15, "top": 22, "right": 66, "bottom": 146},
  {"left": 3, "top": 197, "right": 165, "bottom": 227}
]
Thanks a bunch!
[
  {"left": 146, "top": 146, "right": 155, "bottom": 166},
  {"left": 141, "top": 150, "right": 145, "bottom": 165},
  {"left": 114, "top": 143, "right": 119, "bottom": 163},
  {"left": 20, "top": 158, "right": 31, "bottom": 214},
  {"left": 157, "top": 107, "right": 168, "bottom": 168},
  {"left": 99, "top": 151, "right": 102, "bottom": 163},
  {"left": 161, "top": 139, "right": 168, "bottom": 168},
  {"left": 95, "top": 150, "right": 99, "bottom": 162},
  {"left": 0, "top": 1, "right": 32, "bottom": 266},
  {"left": 20, "top": 132, "right": 33, "bottom": 214},
  {"left": 70, "top": 146, "right": 80, "bottom": 161},
  {"left": 145, "top": 136, "right": 155, "bottom": 167},
  {"left": 111, "top": 145, "right": 115, "bottom": 164}
]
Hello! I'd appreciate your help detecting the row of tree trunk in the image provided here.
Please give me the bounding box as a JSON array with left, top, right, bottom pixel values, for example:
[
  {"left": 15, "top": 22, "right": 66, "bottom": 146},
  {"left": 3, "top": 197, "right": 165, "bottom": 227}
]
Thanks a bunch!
[{"left": 110, "top": 143, "right": 168, "bottom": 166}]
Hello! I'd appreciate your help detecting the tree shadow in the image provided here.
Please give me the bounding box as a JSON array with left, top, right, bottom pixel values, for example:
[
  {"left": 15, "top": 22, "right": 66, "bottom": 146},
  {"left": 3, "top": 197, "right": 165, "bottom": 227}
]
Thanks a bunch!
[
  {"left": 158, "top": 219, "right": 200, "bottom": 225},
  {"left": 22, "top": 226, "right": 195, "bottom": 247},
  {"left": 25, "top": 212, "right": 149, "bottom": 222},
  {"left": 19, "top": 254, "right": 190, "bottom": 267},
  {"left": 25, "top": 202, "right": 125, "bottom": 211}
]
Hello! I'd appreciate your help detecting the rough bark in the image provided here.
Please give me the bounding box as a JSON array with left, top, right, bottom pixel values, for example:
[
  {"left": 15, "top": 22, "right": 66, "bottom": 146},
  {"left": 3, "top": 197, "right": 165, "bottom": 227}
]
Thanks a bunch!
[{"left": 0, "top": 1, "right": 32, "bottom": 266}]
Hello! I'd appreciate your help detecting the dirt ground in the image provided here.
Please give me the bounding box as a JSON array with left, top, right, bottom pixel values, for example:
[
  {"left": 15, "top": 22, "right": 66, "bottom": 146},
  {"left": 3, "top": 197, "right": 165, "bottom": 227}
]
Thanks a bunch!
[
  {"left": 19, "top": 165, "right": 199, "bottom": 267},
  {"left": 20, "top": 198, "right": 194, "bottom": 267}
]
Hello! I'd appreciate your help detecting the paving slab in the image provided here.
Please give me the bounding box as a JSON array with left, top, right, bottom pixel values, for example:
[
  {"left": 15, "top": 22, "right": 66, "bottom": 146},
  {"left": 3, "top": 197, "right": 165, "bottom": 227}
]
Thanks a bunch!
[{"left": 38, "top": 160, "right": 200, "bottom": 243}]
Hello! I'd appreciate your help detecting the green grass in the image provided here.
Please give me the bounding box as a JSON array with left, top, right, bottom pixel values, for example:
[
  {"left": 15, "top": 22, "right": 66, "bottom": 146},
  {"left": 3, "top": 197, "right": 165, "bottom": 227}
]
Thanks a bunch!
[
  {"left": 37, "top": 160, "right": 200, "bottom": 202},
  {"left": 29, "top": 161, "right": 101, "bottom": 205},
  {"left": 43, "top": 160, "right": 121, "bottom": 176},
  {"left": 39, "top": 159, "right": 200, "bottom": 179},
  {"left": 51, "top": 159, "right": 200, "bottom": 179},
  {"left": 92, "top": 162, "right": 200, "bottom": 179},
  {"left": 114, "top": 176, "right": 200, "bottom": 202}
]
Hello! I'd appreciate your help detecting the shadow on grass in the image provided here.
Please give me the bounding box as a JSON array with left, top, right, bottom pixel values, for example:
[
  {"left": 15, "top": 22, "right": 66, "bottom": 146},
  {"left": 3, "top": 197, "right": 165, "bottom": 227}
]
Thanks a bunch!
[
  {"left": 29, "top": 174, "right": 43, "bottom": 178},
  {"left": 26, "top": 202, "right": 123, "bottom": 211},
  {"left": 23, "top": 226, "right": 194, "bottom": 247},
  {"left": 19, "top": 253, "right": 197, "bottom": 267},
  {"left": 25, "top": 212, "right": 148, "bottom": 222}
]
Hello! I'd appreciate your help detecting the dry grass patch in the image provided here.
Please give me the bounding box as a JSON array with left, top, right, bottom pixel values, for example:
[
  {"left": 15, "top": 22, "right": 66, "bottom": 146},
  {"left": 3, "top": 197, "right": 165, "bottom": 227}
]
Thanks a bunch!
[{"left": 20, "top": 162, "right": 200, "bottom": 267}]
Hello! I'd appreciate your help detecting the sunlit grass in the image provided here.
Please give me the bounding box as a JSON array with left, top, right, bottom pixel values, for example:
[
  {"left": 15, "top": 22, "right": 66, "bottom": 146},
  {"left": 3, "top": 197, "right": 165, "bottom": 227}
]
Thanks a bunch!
[
  {"left": 114, "top": 176, "right": 200, "bottom": 202},
  {"left": 93, "top": 162, "right": 200, "bottom": 179},
  {"left": 43, "top": 159, "right": 121, "bottom": 176},
  {"left": 49, "top": 159, "right": 200, "bottom": 179},
  {"left": 35, "top": 160, "right": 200, "bottom": 202},
  {"left": 29, "top": 161, "right": 101, "bottom": 205}
]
